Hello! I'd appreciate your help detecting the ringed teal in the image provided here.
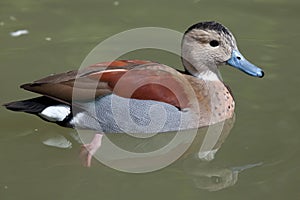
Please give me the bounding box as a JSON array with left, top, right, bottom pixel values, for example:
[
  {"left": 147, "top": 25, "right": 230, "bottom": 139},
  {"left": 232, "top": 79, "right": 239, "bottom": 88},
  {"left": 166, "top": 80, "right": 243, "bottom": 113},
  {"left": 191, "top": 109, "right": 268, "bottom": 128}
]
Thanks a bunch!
[{"left": 4, "top": 21, "right": 264, "bottom": 166}]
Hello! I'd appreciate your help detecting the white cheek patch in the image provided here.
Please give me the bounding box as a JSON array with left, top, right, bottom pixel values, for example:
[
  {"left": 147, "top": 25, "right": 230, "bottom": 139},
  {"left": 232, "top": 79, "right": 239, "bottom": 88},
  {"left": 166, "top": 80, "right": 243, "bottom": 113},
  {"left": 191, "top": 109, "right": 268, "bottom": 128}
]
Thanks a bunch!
[{"left": 39, "top": 105, "right": 71, "bottom": 122}]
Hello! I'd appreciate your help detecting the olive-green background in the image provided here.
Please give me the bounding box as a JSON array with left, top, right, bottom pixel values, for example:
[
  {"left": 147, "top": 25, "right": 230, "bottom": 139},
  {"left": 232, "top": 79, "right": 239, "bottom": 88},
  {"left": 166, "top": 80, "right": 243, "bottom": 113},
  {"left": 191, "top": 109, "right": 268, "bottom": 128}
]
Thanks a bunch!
[{"left": 0, "top": 0, "right": 299, "bottom": 199}]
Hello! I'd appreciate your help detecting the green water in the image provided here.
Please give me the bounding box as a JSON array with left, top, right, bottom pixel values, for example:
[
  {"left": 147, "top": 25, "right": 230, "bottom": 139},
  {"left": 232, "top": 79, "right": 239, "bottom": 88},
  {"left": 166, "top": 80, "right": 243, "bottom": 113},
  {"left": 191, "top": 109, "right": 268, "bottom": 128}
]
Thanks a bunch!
[{"left": 1, "top": 0, "right": 299, "bottom": 199}]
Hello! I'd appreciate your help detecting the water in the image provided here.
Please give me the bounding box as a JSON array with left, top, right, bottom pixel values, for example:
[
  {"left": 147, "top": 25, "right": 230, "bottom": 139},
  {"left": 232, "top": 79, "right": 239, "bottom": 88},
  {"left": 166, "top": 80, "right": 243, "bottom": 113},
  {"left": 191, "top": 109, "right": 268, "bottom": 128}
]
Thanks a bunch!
[{"left": 1, "top": 0, "right": 300, "bottom": 199}]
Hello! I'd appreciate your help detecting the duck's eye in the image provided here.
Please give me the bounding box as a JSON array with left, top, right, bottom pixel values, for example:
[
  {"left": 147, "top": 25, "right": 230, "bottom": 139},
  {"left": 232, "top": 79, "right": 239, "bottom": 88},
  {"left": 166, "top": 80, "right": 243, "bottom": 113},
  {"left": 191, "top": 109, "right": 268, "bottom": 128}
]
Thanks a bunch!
[{"left": 209, "top": 40, "right": 219, "bottom": 47}]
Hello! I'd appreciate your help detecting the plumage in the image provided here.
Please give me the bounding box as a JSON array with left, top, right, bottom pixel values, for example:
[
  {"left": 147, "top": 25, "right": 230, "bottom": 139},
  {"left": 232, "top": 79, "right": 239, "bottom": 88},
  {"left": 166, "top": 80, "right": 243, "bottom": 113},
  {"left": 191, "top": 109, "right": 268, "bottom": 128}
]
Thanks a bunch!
[{"left": 4, "top": 21, "right": 264, "bottom": 166}]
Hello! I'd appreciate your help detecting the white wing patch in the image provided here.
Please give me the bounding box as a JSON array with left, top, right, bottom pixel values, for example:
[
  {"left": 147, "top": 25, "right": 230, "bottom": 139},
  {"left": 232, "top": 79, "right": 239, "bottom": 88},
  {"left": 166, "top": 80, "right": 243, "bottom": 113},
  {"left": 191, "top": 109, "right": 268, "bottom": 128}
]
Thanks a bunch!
[
  {"left": 69, "top": 112, "right": 86, "bottom": 127},
  {"left": 39, "top": 105, "right": 71, "bottom": 122}
]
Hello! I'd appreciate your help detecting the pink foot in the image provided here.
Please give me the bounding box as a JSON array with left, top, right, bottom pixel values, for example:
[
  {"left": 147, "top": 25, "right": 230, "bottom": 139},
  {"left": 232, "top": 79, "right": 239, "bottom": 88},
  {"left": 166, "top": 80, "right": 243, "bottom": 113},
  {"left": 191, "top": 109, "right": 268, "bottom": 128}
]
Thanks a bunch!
[{"left": 80, "top": 133, "right": 103, "bottom": 167}]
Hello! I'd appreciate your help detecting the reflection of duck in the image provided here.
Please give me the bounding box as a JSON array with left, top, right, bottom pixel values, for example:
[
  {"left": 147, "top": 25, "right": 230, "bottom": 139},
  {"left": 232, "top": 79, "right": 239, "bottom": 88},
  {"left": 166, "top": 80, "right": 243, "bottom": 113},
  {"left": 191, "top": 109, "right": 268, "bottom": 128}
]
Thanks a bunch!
[
  {"left": 4, "top": 21, "right": 263, "bottom": 166},
  {"left": 183, "top": 158, "right": 263, "bottom": 191},
  {"left": 182, "top": 114, "right": 236, "bottom": 161},
  {"left": 180, "top": 116, "right": 262, "bottom": 191},
  {"left": 94, "top": 114, "right": 235, "bottom": 172}
]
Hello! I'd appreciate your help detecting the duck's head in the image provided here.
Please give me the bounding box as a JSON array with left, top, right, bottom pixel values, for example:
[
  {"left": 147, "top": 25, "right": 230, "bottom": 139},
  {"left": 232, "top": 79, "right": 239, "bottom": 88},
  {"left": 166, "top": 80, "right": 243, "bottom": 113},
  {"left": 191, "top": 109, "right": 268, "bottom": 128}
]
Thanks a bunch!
[{"left": 181, "top": 21, "right": 264, "bottom": 80}]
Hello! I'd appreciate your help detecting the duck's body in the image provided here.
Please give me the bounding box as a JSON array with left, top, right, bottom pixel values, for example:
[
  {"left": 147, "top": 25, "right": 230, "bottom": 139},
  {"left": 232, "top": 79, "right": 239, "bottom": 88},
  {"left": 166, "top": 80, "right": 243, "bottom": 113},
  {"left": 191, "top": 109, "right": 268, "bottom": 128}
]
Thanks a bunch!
[
  {"left": 4, "top": 21, "right": 264, "bottom": 166},
  {"left": 7, "top": 60, "right": 235, "bottom": 133}
]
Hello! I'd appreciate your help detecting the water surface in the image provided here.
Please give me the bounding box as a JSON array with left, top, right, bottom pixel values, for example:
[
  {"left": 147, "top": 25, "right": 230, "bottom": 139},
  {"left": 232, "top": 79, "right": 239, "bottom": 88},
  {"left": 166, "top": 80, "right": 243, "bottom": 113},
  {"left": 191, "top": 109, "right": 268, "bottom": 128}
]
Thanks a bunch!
[{"left": 0, "top": 0, "right": 299, "bottom": 199}]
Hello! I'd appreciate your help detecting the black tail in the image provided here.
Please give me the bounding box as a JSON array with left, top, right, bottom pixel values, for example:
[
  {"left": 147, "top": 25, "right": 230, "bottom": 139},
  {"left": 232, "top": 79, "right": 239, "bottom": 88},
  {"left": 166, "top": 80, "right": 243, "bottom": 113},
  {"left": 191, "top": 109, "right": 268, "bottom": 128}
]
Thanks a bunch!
[{"left": 4, "top": 96, "right": 62, "bottom": 114}]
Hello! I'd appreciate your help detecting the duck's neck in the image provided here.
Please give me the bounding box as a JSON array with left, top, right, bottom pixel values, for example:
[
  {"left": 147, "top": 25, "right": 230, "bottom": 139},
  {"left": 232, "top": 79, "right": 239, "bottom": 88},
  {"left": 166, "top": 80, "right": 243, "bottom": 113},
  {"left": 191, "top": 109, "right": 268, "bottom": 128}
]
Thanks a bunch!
[
  {"left": 183, "top": 61, "right": 222, "bottom": 82},
  {"left": 197, "top": 70, "right": 221, "bottom": 81}
]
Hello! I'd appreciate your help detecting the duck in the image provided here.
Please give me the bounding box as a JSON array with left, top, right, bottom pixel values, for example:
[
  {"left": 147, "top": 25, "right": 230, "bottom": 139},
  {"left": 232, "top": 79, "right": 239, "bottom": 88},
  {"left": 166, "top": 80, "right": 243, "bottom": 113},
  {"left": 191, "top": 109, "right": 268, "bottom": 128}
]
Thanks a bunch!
[{"left": 4, "top": 21, "right": 264, "bottom": 167}]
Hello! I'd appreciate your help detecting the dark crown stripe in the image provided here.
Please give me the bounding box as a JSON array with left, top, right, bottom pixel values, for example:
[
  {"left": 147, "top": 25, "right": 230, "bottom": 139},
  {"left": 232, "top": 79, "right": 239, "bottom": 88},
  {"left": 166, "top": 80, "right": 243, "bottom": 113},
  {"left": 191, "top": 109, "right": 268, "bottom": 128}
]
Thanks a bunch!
[{"left": 185, "top": 21, "right": 231, "bottom": 36}]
